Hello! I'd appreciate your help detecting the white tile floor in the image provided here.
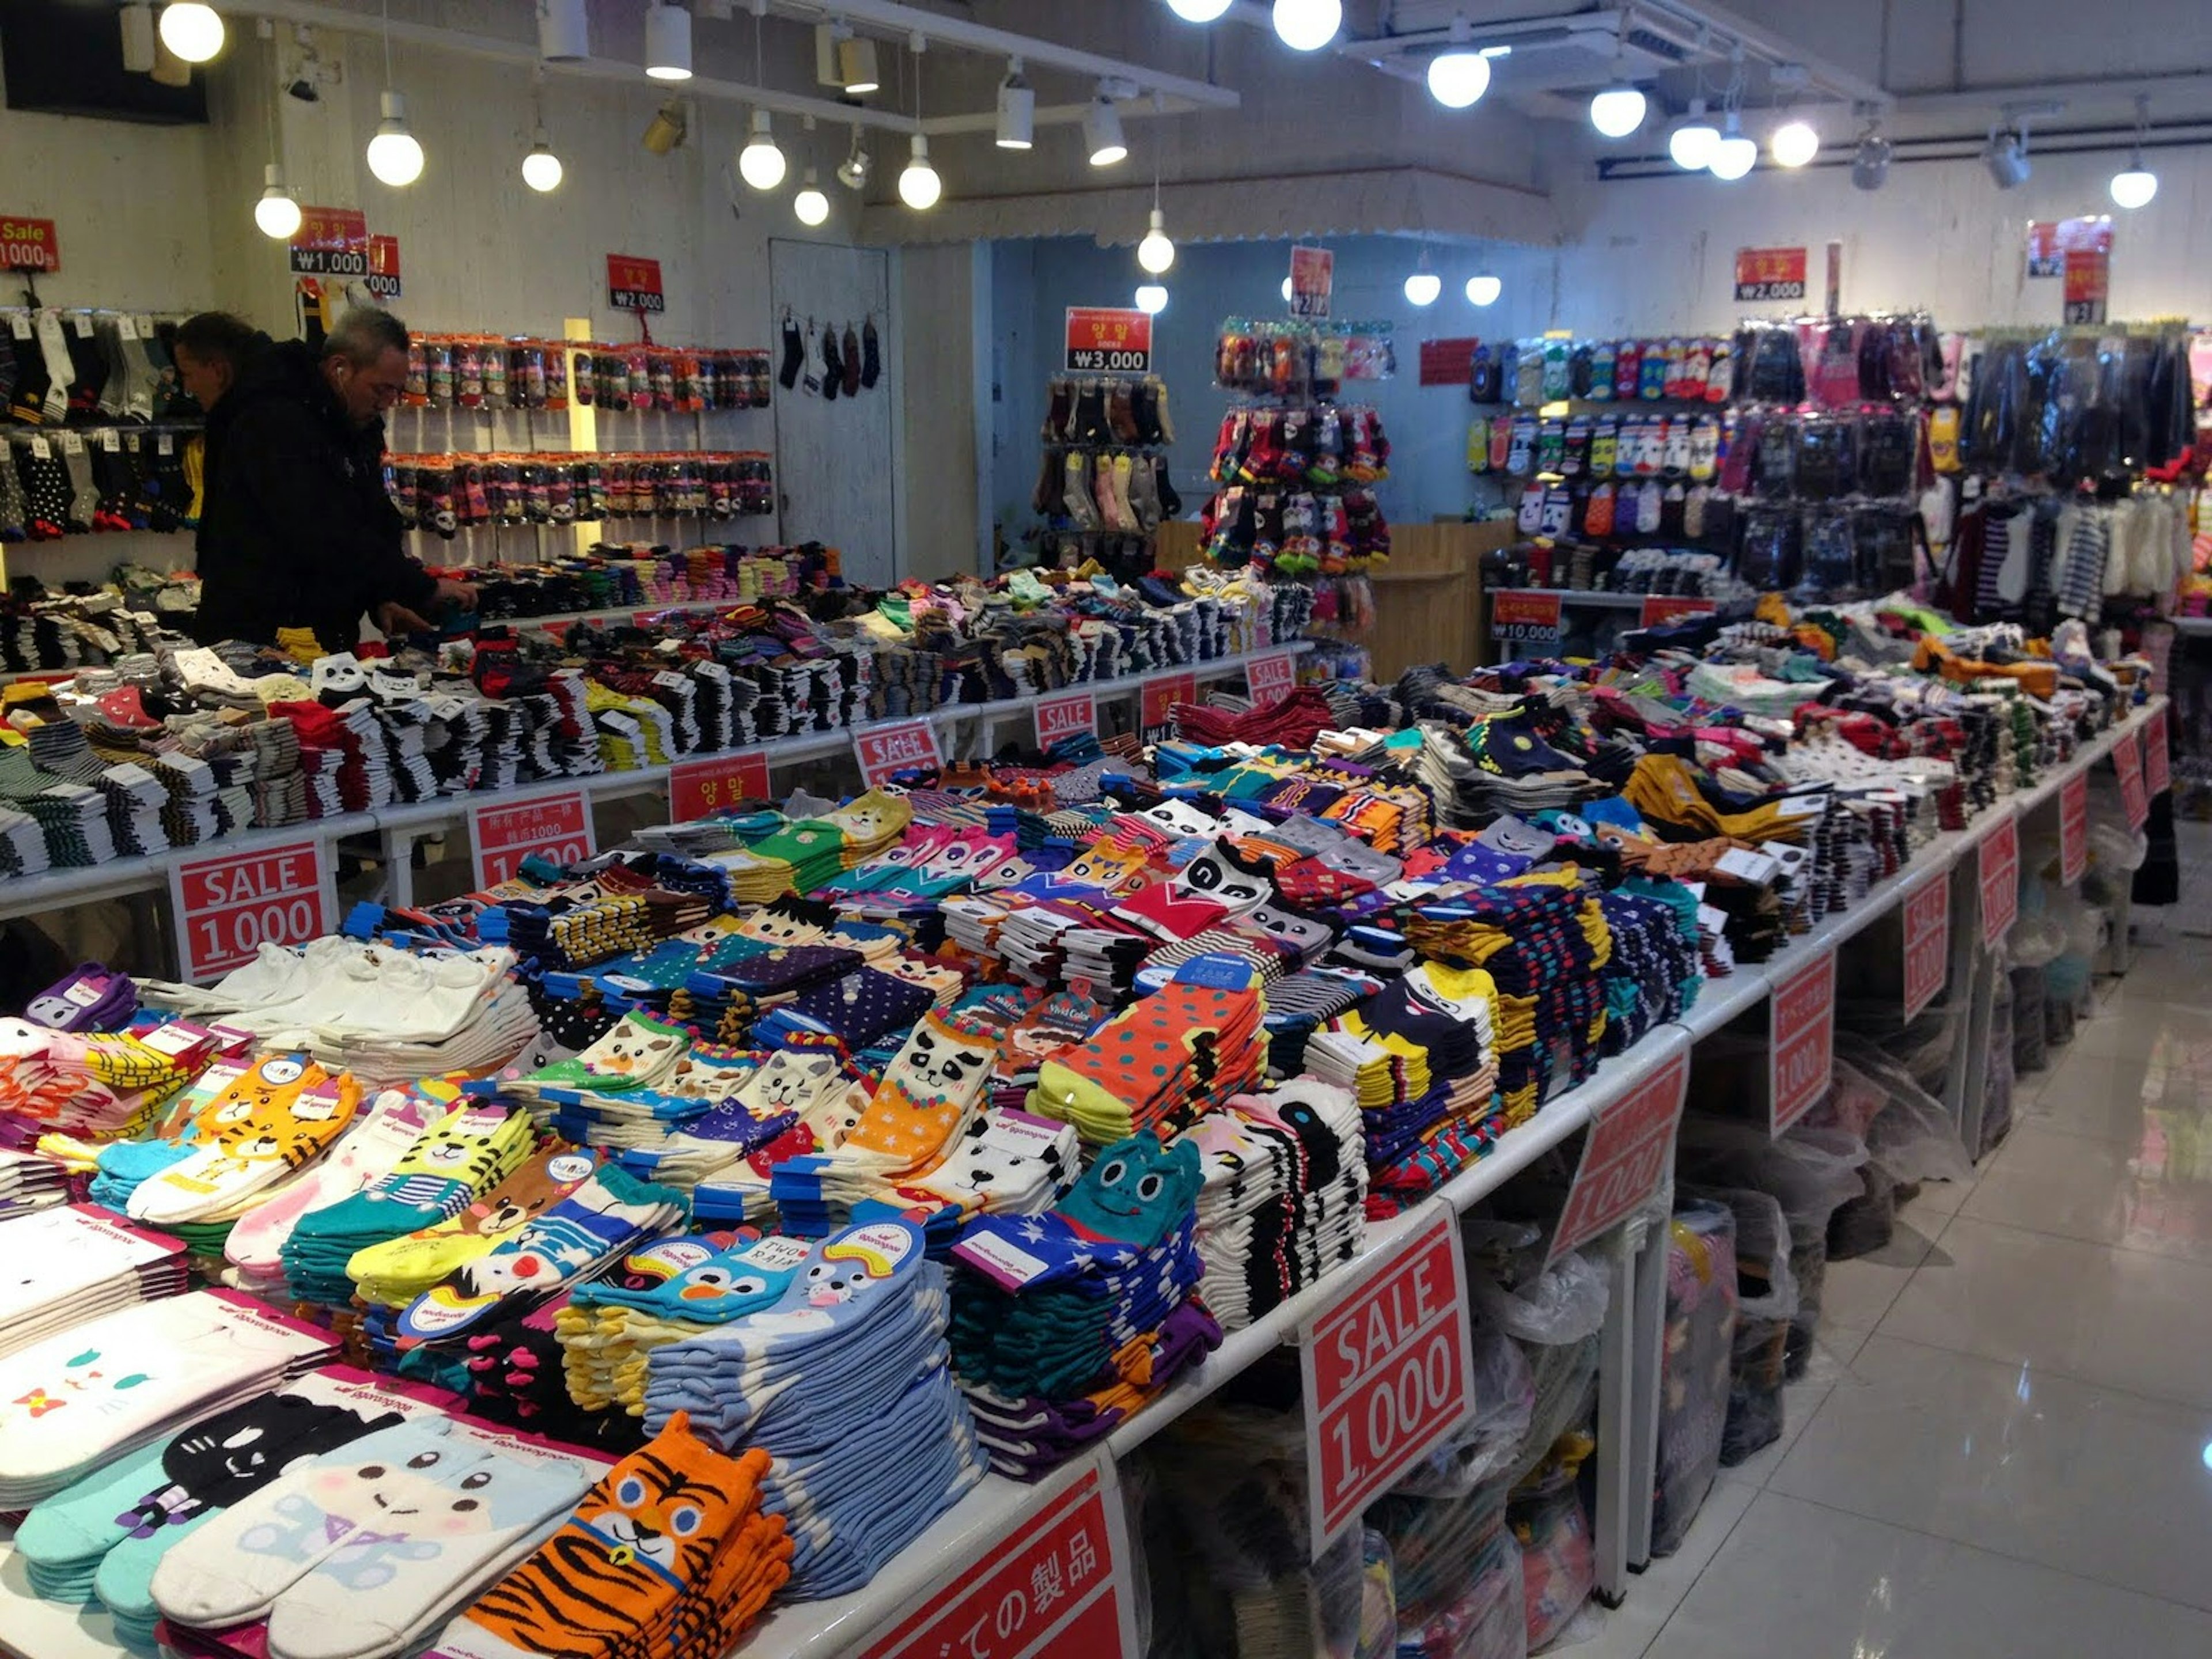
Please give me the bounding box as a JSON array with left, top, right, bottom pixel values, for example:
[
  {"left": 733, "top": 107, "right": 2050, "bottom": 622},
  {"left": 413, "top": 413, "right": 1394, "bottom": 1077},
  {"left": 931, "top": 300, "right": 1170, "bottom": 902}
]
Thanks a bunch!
[{"left": 1582, "top": 927, "right": 2212, "bottom": 1658}]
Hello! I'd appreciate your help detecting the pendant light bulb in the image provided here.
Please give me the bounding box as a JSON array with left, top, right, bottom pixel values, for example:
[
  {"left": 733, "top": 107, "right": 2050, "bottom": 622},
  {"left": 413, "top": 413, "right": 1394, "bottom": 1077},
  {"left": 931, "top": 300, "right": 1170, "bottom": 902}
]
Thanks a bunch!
[
  {"left": 366, "top": 89, "right": 425, "bottom": 186},
  {"left": 1403, "top": 249, "right": 1441, "bottom": 307},
  {"left": 1272, "top": 0, "right": 1342, "bottom": 52},
  {"left": 1137, "top": 207, "right": 1175, "bottom": 275},
  {"left": 739, "top": 109, "right": 787, "bottom": 190},
  {"left": 1465, "top": 272, "right": 1502, "bottom": 306},
  {"left": 2111, "top": 164, "right": 2157, "bottom": 209},
  {"left": 157, "top": 2, "right": 224, "bottom": 63},
  {"left": 1135, "top": 283, "right": 1169, "bottom": 315},
  {"left": 254, "top": 163, "right": 301, "bottom": 239},
  {"left": 1707, "top": 112, "right": 1757, "bottom": 180},
  {"left": 645, "top": 2, "right": 692, "bottom": 80},
  {"left": 1164, "top": 0, "right": 1233, "bottom": 21},
  {"left": 899, "top": 132, "right": 942, "bottom": 210},
  {"left": 1770, "top": 119, "right": 1819, "bottom": 168},
  {"left": 794, "top": 168, "right": 831, "bottom": 225},
  {"left": 1427, "top": 16, "right": 1491, "bottom": 108},
  {"left": 1589, "top": 84, "right": 1646, "bottom": 138},
  {"left": 522, "top": 128, "right": 563, "bottom": 192},
  {"left": 1669, "top": 97, "right": 1719, "bottom": 170},
  {"left": 1281, "top": 276, "right": 1293, "bottom": 303}
]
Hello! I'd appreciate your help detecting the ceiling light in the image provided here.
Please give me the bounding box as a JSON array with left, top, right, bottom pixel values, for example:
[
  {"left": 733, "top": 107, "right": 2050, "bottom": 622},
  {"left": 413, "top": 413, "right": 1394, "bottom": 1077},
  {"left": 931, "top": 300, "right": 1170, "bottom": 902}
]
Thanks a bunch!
[
  {"left": 254, "top": 162, "right": 301, "bottom": 239},
  {"left": 1272, "top": 0, "right": 1341, "bottom": 52},
  {"left": 119, "top": 3, "right": 156, "bottom": 73},
  {"left": 739, "top": 108, "right": 787, "bottom": 190},
  {"left": 1135, "top": 283, "right": 1169, "bottom": 315},
  {"left": 1135, "top": 206, "right": 1176, "bottom": 275},
  {"left": 1983, "top": 127, "right": 2029, "bottom": 188},
  {"left": 899, "top": 132, "right": 941, "bottom": 209},
  {"left": 1281, "top": 276, "right": 1293, "bottom": 302},
  {"left": 522, "top": 127, "right": 563, "bottom": 191},
  {"left": 157, "top": 2, "right": 224, "bottom": 63},
  {"left": 996, "top": 59, "right": 1035, "bottom": 149},
  {"left": 1770, "top": 118, "right": 1819, "bottom": 168},
  {"left": 1164, "top": 0, "right": 1233, "bottom": 21},
  {"left": 2111, "top": 96, "right": 2157, "bottom": 207},
  {"left": 1404, "top": 249, "right": 1441, "bottom": 306},
  {"left": 1708, "top": 112, "right": 1756, "bottom": 180},
  {"left": 1851, "top": 124, "right": 1891, "bottom": 190},
  {"left": 2111, "top": 163, "right": 2157, "bottom": 209},
  {"left": 838, "top": 128, "right": 872, "bottom": 188},
  {"left": 838, "top": 37, "right": 880, "bottom": 94},
  {"left": 1590, "top": 84, "right": 1646, "bottom": 138},
  {"left": 794, "top": 168, "right": 830, "bottom": 225},
  {"left": 1465, "top": 272, "right": 1501, "bottom": 306},
  {"left": 1084, "top": 95, "right": 1127, "bottom": 166},
  {"left": 645, "top": 2, "right": 692, "bottom": 81},
  {"left": 1427, "top": 16, "right": 1491, "bottom": 109},
  {"left": 366, "top": 89, "right": 425, "bottom": 186},
  {"left": 537, "top": 0, "right": 589, "bottom": 62},
  {"left": 1669, "top": 98, "right": 1719, "bottom": 170}
]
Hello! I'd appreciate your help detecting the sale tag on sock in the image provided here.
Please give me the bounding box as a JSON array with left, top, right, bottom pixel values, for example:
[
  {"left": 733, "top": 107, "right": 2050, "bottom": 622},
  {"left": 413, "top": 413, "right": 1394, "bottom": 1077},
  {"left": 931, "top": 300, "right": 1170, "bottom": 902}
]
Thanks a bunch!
[
  {"left": 1550, "top": 1031, "right": 1690, "bottom": 1263},
  {"left": 1301, "top": 1201, "right": 1472, "bottom": 1554},
  {"left": 468, "top": 788, "right": 594, "bottom": 888},
  {"left": 168, "top": 838, "right": 334, "bottom": 983}
]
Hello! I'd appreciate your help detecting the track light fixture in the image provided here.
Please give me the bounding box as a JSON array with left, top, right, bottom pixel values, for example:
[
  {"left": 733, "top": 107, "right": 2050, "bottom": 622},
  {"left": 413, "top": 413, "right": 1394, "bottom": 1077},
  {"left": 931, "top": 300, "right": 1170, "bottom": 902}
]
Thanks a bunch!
[
  {"left": 1983, "top": 126, "right": 2030, "bottom": 189},
  {"left": 1851, "top": 120, "right": 1891, "bottom": 191},
  {"left": 1085, "top": 93, "right": 1127, "bottom": 166},
  {"left": 997, "top": 58, "right": 1035, "bottom": 150},
  {"left": 645, "top": 2, "right": 692, "bottom": 81}
]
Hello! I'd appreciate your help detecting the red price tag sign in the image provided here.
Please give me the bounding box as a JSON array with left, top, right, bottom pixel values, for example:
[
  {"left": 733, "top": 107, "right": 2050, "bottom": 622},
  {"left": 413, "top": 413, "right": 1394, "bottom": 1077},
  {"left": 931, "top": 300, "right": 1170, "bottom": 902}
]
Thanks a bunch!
[
  {"left": 290, "top": 207, "right": 369, "bottom": 277},
  {"left": 2146, "top": 707, "right": 2171, "bottom": 798},
  {"left": 1141, "top": 672, "right": 1196, "bottom": 737},
  {"left": 1302, "top": 1206, "right": 1471, "bottom": 1553},
  {"left": 1902, "top": 869, "right": 1950, "bottom": 1022},
  {"left": 469, "top": 789, "right": 594, "bottom": 888},
  {"left": 1551, "top": 1043, "right": 1690, "bottom": 1263},
  {"left": 1639, "top": 594, "right": 1717, "bottom": 628},
  {"left": 2061, "top": 220, "right": 2113, "bottom": 325},
  {"left": 607, "top": 252, "right": 666, "bottom": 313},
  {"left": 670, "top": 751, "right": 770, "bottom": 821},
  {"left": 1289, "top": 244, "right": 1335, "bottom": 319},
  {"left": 1979, "top": 813, "right": 2020, "bottom": 946},
  {"left": 1491, "top": 590, "right": 1563, "bottom": 646},
  {"left": 1246, "top": 650, "right": 1298, "bottom": 709},
  {"left": 861, "top": 1457, "right": 1137, "bottom": 1659},
  {"left": 1417, "top": 337, "right": 1480, "bottom": 388},
  {"left": 2059, "top": 772, "right": 2089, "bottom": 885},
  {"left": 168, "top": 839, "right": 332, "bottom": 983},
  {"left": 1770, "top": 947, "right": 1836, "bottom": 1135},
  {"left": 2114, "top": 729, "right": 2148, "bottom": 831},
  {"left": 365, "top": 234, "right": 402, "bottom": 301},
  {"left": 0, "top": 215, "right": 59, "bottom": 273},
  {"left": 1033, "top": 690, "right": 1097, "bottom": 748},
  {"left": 1063, "top": 307, "right": 1153, "bottom": 374},
  {"left": 1734, "top": 245, "right": 1808, "bottom": 303},
  {"left": 853, "top": 718, "right": 944, "bottom": 787}
]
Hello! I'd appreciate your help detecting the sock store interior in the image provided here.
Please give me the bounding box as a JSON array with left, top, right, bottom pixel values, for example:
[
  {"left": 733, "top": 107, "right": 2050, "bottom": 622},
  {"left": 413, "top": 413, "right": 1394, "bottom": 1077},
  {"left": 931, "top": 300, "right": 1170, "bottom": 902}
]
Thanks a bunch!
[{"left": 0, "top": 1, "right": 2207, "bottom": 1656}]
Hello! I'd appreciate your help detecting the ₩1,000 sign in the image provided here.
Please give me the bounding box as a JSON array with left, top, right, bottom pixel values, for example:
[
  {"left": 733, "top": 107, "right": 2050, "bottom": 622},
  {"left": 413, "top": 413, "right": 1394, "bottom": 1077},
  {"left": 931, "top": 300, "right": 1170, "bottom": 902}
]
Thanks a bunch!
[
  {"left": 169, "top": 839, "right": 333, "bottom": 983},
  {"left": 469, "top": 789, "right": 594, "bottom": 889},
  {"left": 2113, "top": 728, "right": 2149, "bottom": 832},
  {"left": 1551, "top": 1043, "right": 1690, "bottom": 1263},
  {"left": 1902, "top": 869, "right": 1950, "bottom": 1022},
  {"left": 1302, "top": 1206, "right": 1472, "bottom": 1554},
  {"left": 1033, "top": 690, "right": 1097, "bottom": 748},
  {"left": 1769, "top": 947, "right": 1836, "bottom": 1135},
  {"left": 853, "top": 718, "right": 944, "bottom": 787}
]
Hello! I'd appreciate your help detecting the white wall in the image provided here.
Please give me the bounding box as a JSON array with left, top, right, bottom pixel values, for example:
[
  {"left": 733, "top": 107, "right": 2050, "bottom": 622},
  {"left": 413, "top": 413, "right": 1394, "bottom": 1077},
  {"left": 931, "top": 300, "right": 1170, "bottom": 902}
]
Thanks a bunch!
[{"left": 1546, "top": 145, "right": 2212, "bottom": 336}]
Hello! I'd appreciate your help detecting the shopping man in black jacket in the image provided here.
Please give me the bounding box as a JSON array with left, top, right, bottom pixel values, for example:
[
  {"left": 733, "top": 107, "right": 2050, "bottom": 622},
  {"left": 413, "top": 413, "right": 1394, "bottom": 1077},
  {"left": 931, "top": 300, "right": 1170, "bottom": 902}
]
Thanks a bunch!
[{"left": 194, "top": 306, "right": 472, "bottom": 650}]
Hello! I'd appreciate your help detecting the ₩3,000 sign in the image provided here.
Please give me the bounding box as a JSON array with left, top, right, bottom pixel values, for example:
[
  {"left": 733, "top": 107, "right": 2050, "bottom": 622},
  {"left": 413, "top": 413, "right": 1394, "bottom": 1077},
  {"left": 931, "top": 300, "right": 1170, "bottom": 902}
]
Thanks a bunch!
[{"left": 1064, "top": 307, "right": 1152, "bottom": 374}]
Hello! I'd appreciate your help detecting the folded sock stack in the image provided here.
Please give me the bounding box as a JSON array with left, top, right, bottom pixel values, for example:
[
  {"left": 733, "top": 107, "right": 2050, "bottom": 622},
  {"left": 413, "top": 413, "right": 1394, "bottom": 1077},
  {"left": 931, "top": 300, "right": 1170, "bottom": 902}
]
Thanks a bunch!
[{"left": 0, "top": 1205, "right": 189, "bottom": 1359}]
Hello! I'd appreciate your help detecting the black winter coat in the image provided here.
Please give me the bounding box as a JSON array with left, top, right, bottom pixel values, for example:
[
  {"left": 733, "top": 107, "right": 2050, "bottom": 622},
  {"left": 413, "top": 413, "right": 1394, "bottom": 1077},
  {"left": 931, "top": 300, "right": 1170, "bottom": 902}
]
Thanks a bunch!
[{"left": 193, "top": 339, "right": 435, "bottom": 650}]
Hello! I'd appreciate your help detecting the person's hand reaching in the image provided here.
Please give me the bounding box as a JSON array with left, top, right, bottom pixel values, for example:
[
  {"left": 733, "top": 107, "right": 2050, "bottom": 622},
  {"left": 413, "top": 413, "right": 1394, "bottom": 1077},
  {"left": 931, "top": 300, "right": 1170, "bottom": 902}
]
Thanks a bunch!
[
  {"left": 375, "top": 600, "right": 432, "bottom": 636},
  {"left": 433, "top": 576, "right": 479, "bottom": 611}
]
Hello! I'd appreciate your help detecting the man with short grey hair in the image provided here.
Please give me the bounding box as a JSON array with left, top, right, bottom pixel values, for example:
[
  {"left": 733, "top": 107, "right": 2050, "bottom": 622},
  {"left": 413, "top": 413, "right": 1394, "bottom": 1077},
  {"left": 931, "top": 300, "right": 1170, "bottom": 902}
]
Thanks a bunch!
[{"left": 194, "top": 305, "right": 474, "bottom": 650}]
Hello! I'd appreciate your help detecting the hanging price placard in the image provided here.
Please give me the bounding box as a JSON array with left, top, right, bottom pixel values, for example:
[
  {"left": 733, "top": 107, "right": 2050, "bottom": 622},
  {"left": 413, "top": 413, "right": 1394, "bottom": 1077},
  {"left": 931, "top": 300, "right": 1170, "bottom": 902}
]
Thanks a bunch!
[
  {"left": 669, "top": 750, "right": 771, "bottom": 821},
  {"left": 1639, "top": 595, "right": 1717, "bottom": 628},
  {"left": 607, "top": 253, "right": 665, "bottom": 313},
  {"left": 1734, "top": 245, "right": 1808, "bottom": 303},
  {"left": 853, "top": 718, "right": 943, "bottom": 786},
  {"left": 1551, "top": 1039, "right": 1690, "bottom": 1262},
  {"left": 1033, "top": 690, "right": 1097, "bottom": 748},
  {"left": 1245, "top": 650, "right": 1298, "bottom": 708},
  {"left": 469, "top": 789, "right": 594, "bottom": 888},
  {"left": 1902, "top": 869, "right": 1950, "bottom": 1021},
  {"left": 1979, "top": 813, "right": 2019, "bottom": 946},
  {"left": 1063, "top": 307, "right": 1152, "bottom": 374},
  {"left": 0, "top": 215, "right": 59, "bottom": 273},
  {"left": 169, "top": 839, "right": 334, "bottom": 983},
  {"left": 1770, "top": 948, "right": 1836, "bottom": 1135},
  {"left": 2114, "top": 729, "right": 2148, "bottom": 831},
  {"left": 1491, "top": 590, "right": 1563, "bottom": 649},
  {"left": 290, "top": 207, "right": 369, "bottom": 276},
  {"left": 1302, "top": 1205, "right": 1471, "bottom": 1554}
]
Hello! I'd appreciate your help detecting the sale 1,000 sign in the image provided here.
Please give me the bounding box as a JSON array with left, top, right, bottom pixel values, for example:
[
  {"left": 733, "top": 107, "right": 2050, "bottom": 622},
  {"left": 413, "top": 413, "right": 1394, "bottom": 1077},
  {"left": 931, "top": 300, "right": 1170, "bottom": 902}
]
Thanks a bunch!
[{"left": 169, "top": 839, "right": 332, "bottom": 982}]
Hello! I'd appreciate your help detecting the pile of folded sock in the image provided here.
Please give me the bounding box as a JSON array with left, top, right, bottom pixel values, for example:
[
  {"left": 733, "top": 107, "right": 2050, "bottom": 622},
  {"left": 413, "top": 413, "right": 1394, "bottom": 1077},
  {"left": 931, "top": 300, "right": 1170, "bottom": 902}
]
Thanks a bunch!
[
  {"left": 642, "top": 1219, "right": 987, "bottom": 1599},
  {"left": 437, "top": 1416, "right": 791, "bottom": 1659},
  {"left": 343, "top": 1140, "right": 602, "bottom": 1311},
  {"left": 949, "top": 1134, "right": 1221, "bottom": 1477},
  {"left": 1176, "top": 1080, "right": 1367, "bottom": 1331},
  {"left": 0, "top": 1290, "right": 338, "bottom": 1508},
  {"left": 1028, "top": 976, "right": 1266, "bottom": 1145},
  {"left": 0, "top": 1205, "right": 189, "bottom": 1359},
  {"left": 0, "top": 1017, "right": 218, "bottom": 1150},
  {"left": 0, "top": 1146, "right": 70, "bottom": 1215}
]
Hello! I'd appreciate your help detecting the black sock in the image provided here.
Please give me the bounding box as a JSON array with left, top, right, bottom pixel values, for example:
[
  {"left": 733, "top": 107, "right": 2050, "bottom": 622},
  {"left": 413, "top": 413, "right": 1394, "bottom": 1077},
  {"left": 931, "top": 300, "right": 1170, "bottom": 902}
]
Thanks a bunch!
[
  {"left": 821, "top": 327, "right": 843, "bottom": 403},
  {"left": 62, "top": 316, "right": 108, "bottom": 418},
  {"left": 778, "top": 317, "right": 805, "bottom": 390},
  {"left": 841, "top": 324, "right": 862, "bottom": 397},
  {"left": 861, "top": 319, "right": 881, "bottom": 388},
  {"left": 1154, "top": 457, "right": 1183, "bottom": 517}
]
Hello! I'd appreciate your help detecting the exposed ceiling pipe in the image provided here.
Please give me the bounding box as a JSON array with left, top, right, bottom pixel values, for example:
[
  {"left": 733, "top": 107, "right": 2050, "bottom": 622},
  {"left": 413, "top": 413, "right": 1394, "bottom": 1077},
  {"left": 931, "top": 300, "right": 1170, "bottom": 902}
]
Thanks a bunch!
[{"left": 1594, "top": 115, "right": 2212, "bottom": 178}]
